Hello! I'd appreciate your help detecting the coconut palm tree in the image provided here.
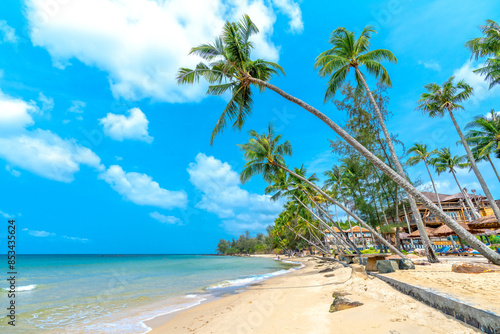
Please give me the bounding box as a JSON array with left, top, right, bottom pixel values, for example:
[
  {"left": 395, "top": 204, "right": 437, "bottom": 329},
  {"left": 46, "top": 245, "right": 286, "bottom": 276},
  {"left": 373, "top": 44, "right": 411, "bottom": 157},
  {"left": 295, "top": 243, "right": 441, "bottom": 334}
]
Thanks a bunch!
[
  {"left": 314, "top": 26, "right": 438, "bottom": 262},
  {"left": 238, "top": 124, "right": 407, "bottom": 257},
  {"left": 178, "top": 16, "right": 500, "bottom": 264},
  {"left": 431, "top": 148, "right": 479, "bottom": 219},
  {"left": 407, "top": 143, "right": 443, "bottom": 210},
  {"left": 417, "top": 76, "right": 500, "bottom": 224},
  {"left": 466, "top": 20, "right": 500, "bottom": 89},
  {"left": 465, "top": 110, "right": 500, "bottom": 182}
]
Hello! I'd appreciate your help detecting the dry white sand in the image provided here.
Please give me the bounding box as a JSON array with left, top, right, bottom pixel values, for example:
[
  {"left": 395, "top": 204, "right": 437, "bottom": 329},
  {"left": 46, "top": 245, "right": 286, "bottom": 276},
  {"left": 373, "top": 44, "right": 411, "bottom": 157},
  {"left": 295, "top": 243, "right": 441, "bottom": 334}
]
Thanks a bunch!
[
  {"left": 382, "top": 261, "right": 500, "bottom": 314},
  {"left": 150, "top": 257, "right": 480, "bottom": 334}
]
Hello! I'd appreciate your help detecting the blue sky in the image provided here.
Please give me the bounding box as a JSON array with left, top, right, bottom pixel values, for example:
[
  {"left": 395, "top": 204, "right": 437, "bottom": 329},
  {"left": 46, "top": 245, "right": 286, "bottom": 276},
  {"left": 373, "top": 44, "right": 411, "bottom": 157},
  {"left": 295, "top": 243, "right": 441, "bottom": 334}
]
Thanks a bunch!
[{"left": 0, "top": 0, "right": 499, "bottom": 254}]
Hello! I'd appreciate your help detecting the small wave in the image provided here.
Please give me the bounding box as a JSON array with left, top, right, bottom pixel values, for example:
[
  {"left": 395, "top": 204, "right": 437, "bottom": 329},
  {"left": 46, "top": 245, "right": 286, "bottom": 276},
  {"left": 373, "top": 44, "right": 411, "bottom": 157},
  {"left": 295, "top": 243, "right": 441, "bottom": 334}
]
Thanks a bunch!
[
  {"left": 205, "top": 267, "right": 297, "bottom": 290},
  {"left": 185, "top": 294, "right": 199, "bottom": 299},
  {"left": 2, "top": 284, "right": 37, "bottom": 292}
]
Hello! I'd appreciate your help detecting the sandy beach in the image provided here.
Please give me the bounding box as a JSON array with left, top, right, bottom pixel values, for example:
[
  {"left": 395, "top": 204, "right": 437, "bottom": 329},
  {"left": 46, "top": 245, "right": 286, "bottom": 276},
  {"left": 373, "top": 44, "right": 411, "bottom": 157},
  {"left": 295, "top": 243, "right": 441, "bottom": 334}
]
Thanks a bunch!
[{"left": 149, "top": 256, "right": 481, "bottom": 334}]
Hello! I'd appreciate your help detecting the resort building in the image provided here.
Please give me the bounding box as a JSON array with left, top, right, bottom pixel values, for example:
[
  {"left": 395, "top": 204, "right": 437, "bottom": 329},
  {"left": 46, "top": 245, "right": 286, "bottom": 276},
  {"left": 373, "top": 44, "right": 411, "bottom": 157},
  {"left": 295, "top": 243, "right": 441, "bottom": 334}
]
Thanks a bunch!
[
  {"left": 323, "top": 226, "right": 373, "bottom": 247},
  {"left": 398, "top": 191, "right": 497, "bottom": 229}
]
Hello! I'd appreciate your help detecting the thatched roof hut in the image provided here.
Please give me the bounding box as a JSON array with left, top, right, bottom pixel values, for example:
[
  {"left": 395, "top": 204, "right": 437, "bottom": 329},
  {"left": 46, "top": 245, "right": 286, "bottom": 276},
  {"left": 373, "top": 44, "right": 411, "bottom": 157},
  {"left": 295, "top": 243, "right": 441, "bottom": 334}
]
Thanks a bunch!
[
  {"left": 468, "top": 215, "right": 500, "bottom": 229},
  {"left": 433, "top": 223, "right": 479, "bottom": 237},
  {"left": 408, "top": 227, "right": 437, "bottom": 238}
]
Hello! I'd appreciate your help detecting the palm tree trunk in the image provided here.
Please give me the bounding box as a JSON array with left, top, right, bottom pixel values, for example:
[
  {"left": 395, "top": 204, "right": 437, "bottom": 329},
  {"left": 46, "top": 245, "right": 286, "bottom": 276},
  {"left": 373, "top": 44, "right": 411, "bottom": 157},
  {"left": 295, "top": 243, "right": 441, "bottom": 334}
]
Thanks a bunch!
[
  {"left": 401, "top": 201, "right": 415, "bottom": 248},
  {"left": 424, "top": 160, "right": 443, "bottom": 210},
  {"left": 295, "top": 195, "right": 360, "bottom": 254},
  {"left": 277, "top": 163, "right": 408, "bottom": 258},
  {"left": 354, "top": 67, "right": 438, "bottom": 263},
  {"left": 451, "top": 169, "right": 480, "bottom": 220},
  {"left": 249, "top": 77, "right": 500, "bottom": 265},
  {"left": 448, "top": 108, "right": 500, "bottom": 222},
  {"left": 487, "top": 155, "right": 500, "bottom": 183}
]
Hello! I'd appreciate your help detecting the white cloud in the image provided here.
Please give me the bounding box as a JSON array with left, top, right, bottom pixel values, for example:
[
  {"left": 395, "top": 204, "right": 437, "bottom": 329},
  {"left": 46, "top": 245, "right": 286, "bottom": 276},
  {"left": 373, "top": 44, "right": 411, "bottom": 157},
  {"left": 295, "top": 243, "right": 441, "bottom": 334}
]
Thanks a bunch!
[
  {"left": 25, "top": 0, "right": 302, "bottom": 102},
  {"left": 0, "top": 90, "right": 37, "bottom": 131},
  {"left": 453, "top": 60, "right": 500, "bottom": 103},
  {"left": 5, "top": 165, "right": 21, "bottom": 177},
  {"left": 99, "top": 108, "right": 153, "bottom": 143},
  {"left": 38, "top": 92, "right": 54, "bottom": 112},
  {"left": 187, "top": 153, "right": 282, "bottom": 233},
  {"left": 0, "top": 129, "right": 103, "bottom": 183},
  {"left": 271, "top": 0, "right": 303, "bottom": 33},
  {"left": 22, "top": 228, "right": 55, "bottom": 237},
  {"left": 418, "top": 60, "right": 441, "bottom": 71},
  {"left": 22, "top": 227, "right": 89, "bottom": 242},
  {"left": 0, "top": 209, "right": 14, "bottom": 219},
  {"left": 0, "top": 20, "right": 18, "bottom": 44},
  {"left": 99, "top": 165, "right": 187, "bottom": 209},
  {"left": 150, "top": 211, "right": 182, "bottom": 225},
  {"left": 68, "top": 100, "right": 85, "bottom": 113}
]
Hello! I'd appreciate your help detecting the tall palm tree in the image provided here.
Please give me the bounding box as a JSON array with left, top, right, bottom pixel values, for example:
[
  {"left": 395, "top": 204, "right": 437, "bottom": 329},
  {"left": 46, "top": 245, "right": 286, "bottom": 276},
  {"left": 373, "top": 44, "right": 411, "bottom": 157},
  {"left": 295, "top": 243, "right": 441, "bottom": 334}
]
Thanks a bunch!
[
  {"left": 466, "top": 20, "right": 500, "bottom": 89},
  {"left": 178, "top": 16, "right": 500, "bottom": 264},
  {"left": 407, "top": 143, "right": 443, "bottom": 210},
  {"left": 315, "top": 26, "right": 438, "bottom": 262},
  {"left": 238, "top": 125, "right": 407, "bottom": 258},
  {"left": 465, "top": 110, "right": 500, "bottom": 182},
  {"left": 417, "top": 76, "right": 500, "bottom": 223},
  {"left": 431, "top": 148, "right": 479, "bottom": 219}
]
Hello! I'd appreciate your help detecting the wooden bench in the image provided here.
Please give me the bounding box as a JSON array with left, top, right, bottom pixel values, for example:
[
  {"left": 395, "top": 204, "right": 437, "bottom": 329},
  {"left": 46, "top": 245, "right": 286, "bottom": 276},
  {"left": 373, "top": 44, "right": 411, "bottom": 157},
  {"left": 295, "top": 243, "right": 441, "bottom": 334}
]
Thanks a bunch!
[{"left": 341, "top": 253, "right": 396, "bottom": 271}]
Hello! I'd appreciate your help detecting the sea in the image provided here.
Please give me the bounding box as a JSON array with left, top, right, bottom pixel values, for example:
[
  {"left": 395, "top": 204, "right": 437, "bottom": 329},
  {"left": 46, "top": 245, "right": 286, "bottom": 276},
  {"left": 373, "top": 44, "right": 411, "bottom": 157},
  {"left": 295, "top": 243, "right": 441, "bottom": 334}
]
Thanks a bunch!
[{"left": 0, "top": 254, "right": 299, "bottom": 333}]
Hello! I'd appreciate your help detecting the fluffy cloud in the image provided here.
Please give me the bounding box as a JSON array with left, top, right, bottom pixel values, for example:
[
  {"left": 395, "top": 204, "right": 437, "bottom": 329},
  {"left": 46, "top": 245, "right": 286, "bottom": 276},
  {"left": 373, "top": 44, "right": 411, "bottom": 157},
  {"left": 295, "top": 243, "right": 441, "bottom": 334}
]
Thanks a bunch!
[
  {"left": 150, "top": 211, "right": 182, "bottom": 225},
  {"left": 25, "top": 0, "right": 302, "bottom": 102},
  {"left": 0, "top": 90, "right": 37, "bottom": 131},
  {"left": 0, "top": 129, "right": 103, "bottom": 183},
  {"left": 0, "top": 20, "right": 18, "bottom": 44},
  {"left": 187, "top": 153, "right": 282, "bottom": 233},
  {"left": 99, "top": 108, "right": 153, "bottom": 143},
  {"left": 0, "top": 91, "right": 102, "bottom": 182},
  {"left": 99, "top": 165, "right": 187, "bottom": 209},
  {"left": 68, "top": 100, "right": 86, "bottom": 113},
  {"left": 38, "top": 92, "right": 54, "bottom": 112},
  {"left": 271, "top": 0, "right": 303, "bottom": 33},
  {"left": 453, "top": 61, "right": 500, "bottom": 103}
]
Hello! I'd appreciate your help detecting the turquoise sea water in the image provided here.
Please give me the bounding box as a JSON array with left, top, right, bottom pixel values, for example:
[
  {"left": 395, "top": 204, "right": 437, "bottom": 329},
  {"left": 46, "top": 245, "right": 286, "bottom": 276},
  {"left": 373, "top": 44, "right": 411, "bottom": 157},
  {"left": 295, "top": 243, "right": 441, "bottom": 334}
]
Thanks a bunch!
[{"left": 0, "top": 255, "right": 297, "bottom": 333}]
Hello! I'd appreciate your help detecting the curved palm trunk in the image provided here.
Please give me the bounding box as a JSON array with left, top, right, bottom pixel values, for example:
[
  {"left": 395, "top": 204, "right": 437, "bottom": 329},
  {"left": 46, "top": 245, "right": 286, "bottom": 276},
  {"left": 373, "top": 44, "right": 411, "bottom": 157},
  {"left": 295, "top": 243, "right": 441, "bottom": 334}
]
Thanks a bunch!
[
  {"left": 424, "top": 160, "right": 443, "bottom": 210},
  {"left": 448, "top": 109, "right": 500, "bottom": 222},
  {"left": 295, "top": 195, "right": 360, "bottom": 254},
  {"left": 487, "top": 155, "right": 500, "bottom": 183},
  {"left": 277, "top": 164, "right": 408, "bottom": 258},
  {"left": 401, "top": 201, "right": 415, "bottom": 249},
  {"left": 354, "top": 68, "right": 438, "bottom": 263},
  {"left": 249, "top": 77, "right": 500, "bottom": 265},
  {"left": 451, "top": 170, "right": 480, "bottom": 220}
]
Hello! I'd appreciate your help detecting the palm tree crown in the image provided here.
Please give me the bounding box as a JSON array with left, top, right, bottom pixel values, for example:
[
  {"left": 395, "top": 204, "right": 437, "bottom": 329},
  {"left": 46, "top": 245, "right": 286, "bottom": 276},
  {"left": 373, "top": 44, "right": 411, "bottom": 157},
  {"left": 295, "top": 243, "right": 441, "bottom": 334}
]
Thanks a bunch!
[
  {"left": 314, "top": 26, "right": 397, "bottom": 101},
  {"left": 416, "top": 76, "right": 473, "bottom": 117},
  {"left": 407, "top": 143, "right": 437, "bottom": 166},
  {"left": 238, "top": 124, "right": 292, "bottom": 184},
  {"left": 431, "top": 148, "right": 469, "bottom": 175},
  {"left": 465, "top": 110, "right": 500, "bottom": 159},
  {"left": 177, "top": 15, "right": 285, "bottom": 144}
]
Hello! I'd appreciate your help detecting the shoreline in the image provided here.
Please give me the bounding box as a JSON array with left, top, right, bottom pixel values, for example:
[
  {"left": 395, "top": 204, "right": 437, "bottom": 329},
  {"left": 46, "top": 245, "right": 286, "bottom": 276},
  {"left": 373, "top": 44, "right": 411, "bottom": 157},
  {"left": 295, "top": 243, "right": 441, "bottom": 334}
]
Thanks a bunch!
[
  {"left": 148, "top": 256, "right": 480, "bottom": 334},
  {"left": 142, "top": 254, "right": 300, "bottom": 332}
]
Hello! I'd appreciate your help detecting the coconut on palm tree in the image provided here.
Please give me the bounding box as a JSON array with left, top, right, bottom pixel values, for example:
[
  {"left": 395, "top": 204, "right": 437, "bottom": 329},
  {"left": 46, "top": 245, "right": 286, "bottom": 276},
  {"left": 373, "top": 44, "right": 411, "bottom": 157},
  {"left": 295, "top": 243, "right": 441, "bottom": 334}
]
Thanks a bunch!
[
  {"left": 315, "top": 26, "right": 438, "bottom": 262},
  {"left": 407, "top": 143, "right": 443, "bottom": 210},
  {"left": 465, "top": 110, "right": 500, "bottom": 182},
  {"left": 417, "top": 76, "right": 500, "bottom": 224},
  {"left": 430, "top": 147, "right": 479, "bottom": 219},
  {"left": 178, "top": 16, "right": 500, "bottom": 264}
]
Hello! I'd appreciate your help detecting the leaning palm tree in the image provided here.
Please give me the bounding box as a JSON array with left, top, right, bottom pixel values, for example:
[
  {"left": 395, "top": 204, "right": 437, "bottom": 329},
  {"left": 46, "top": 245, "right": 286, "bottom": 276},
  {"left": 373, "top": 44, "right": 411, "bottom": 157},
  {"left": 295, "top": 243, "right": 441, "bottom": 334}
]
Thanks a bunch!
[
  {"left": 407, "top": 143, "right": 443, "bottom": 210},
  {"left": 239, "top": 124, "right": 406, "bottom": 257},
  {"left": 315, "top": 26, "right": 438, "bottom": 262},
  {"left": 466, "top": 20, "right": 500, "bottom": 89},
  {"left": 417, "top": 76, "right": 500, "bottom": 223},
  {"left": 465, "top": 110, "right": 500, "bottom": 182},
  {"left": 431, "top": 148, "right": 479, "bottom": 219},
  {"left": 178, "top": 16, "right": 500, "bottom": 264}
]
